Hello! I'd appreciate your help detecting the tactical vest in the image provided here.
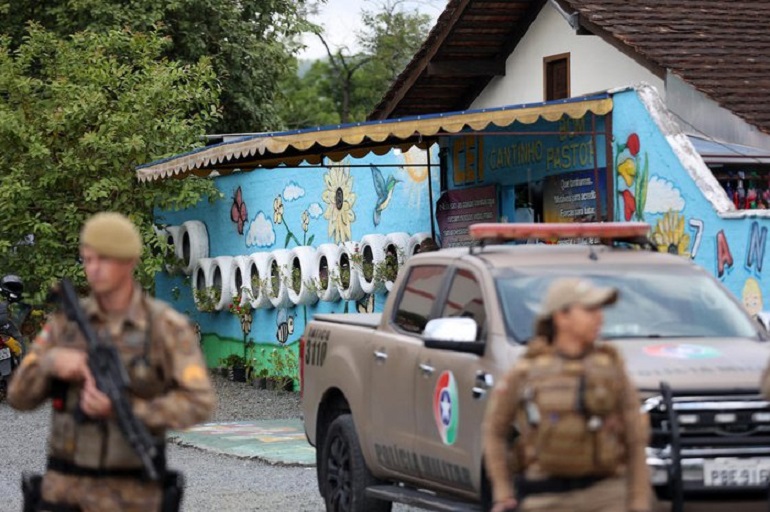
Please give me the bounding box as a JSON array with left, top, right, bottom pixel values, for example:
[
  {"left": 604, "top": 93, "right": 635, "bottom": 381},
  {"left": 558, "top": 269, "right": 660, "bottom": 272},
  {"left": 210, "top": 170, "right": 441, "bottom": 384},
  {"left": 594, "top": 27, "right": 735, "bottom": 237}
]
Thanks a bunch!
[
  {"left": 49, "top": 298, "right": 170, "bottom": 471},
  {"left": 515, "top": 345, "right": 626, "bottom": 478}
]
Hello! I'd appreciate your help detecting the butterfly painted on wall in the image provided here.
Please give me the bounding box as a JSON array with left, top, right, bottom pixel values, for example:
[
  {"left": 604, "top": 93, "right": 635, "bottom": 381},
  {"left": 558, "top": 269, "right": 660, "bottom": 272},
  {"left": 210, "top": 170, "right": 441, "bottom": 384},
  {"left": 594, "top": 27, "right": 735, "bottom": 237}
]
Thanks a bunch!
[{"left": 230, "top": 187, "right": 248, "bottom": 235}]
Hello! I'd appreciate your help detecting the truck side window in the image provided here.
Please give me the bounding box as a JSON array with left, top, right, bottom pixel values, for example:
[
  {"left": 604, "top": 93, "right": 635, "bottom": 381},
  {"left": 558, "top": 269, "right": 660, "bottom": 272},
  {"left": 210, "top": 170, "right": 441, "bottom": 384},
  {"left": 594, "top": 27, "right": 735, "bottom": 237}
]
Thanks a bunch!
[
  {"left": 442, "top": 269, "right": 486, "bottom": 339},
  {"left": 393, "top": 265, "right": 447, "bottom": 334}
]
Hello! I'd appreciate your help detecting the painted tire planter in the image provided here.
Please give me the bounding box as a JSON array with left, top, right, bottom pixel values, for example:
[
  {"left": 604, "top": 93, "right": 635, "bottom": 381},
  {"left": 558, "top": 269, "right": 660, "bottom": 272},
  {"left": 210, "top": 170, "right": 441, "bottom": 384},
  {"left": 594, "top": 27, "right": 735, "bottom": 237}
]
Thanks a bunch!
[
  {"left": 210, "top": 256, "right": 235, "bottom": 311},
  {"left": 359, "top": 234, "right": 387, "bottom": 295},
  {"left": 266, "top": 249, "right": 293, "bottom": 309},
  {"left": 287, "top": 246, "right": 320, "bottom": 306},
  {"left": 191, "top": 258, "right": 214, "bottom": 311},
  {"left": 178, "top": 220, "right": 209, "bottom": 275},
  {"left": 246, "top": 252, "right": 272, "bottom": 309},
  {"left": 336, "top": 241, "right": 366, "bottom": 301},
  {"left": 383, "top": 232, "right": 411, "bottom": 292},
  {"left": 314, "top": 243, "right": 342, "bottom": 302},
  {"left": 228, "top": 255, "right": 250, "bottom": 302},
  {"left": 407, "top": 232, "right": 432, "bottom": 256}
]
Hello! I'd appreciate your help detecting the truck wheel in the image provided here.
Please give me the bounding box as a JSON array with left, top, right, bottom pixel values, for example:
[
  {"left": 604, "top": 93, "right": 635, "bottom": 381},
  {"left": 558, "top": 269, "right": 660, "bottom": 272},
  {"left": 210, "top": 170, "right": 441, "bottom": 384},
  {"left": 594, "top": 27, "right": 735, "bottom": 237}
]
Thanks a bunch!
[{"left": 321, "top": 414, "right": 392, "bottom": 512}]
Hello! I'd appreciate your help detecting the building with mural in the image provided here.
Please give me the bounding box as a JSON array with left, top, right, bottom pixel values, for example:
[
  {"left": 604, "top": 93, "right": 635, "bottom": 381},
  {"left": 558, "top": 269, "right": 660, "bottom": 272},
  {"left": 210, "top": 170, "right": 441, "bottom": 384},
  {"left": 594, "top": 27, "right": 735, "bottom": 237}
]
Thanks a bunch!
[{"left": 138, "top": 0, "right": 770, "bottom": 370}]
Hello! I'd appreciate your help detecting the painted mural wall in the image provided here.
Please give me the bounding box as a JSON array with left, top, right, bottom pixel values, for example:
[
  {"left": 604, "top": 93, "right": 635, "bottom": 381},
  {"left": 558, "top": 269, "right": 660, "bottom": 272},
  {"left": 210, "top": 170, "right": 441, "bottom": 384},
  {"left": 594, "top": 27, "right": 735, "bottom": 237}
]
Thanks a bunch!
[
  {"left": 154, "top": 146, "right": 440, "bottom": 370},
  {"left": 612, "top": 88, "right": 770, "bottom": 314}
]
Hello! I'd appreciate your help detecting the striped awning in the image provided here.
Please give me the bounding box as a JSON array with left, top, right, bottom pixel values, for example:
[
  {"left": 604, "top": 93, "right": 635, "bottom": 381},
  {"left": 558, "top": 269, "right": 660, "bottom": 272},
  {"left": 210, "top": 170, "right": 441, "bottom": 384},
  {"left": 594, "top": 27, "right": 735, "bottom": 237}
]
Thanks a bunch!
[{"left": 136, "top": 95, "right": 613, "bottom": 182}]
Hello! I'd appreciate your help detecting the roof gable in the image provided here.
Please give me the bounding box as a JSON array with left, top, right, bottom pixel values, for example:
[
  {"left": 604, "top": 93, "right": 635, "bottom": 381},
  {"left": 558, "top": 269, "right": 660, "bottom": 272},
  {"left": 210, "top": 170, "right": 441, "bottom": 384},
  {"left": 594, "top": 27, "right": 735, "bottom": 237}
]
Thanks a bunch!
[{"left": 373, "top": 0, "right": 770, "bottom": 134}]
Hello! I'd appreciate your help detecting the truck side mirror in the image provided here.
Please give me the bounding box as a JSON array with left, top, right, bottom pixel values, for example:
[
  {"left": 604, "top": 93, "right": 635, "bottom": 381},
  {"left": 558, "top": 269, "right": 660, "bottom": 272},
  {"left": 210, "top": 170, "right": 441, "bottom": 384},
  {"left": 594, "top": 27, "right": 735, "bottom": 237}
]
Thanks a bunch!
[{"left": 422, "top": 318, "right": 484, "bottom": 355}]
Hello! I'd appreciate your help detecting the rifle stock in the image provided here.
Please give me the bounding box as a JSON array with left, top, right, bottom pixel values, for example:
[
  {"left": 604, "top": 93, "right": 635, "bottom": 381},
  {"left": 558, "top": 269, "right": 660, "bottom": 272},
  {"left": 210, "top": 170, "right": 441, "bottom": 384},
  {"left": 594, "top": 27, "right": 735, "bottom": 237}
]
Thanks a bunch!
[{"left": 55, "top": 278, "right": 160, "bottom": 481}]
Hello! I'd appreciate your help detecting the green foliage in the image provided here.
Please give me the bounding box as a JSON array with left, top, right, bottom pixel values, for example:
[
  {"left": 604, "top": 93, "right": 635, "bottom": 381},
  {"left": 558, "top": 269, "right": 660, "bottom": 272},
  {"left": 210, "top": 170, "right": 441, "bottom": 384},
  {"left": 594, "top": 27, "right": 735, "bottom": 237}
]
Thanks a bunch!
[
  {"left": 277, "top": 0, "right": 431, "bottom": 128},
  {"left": 0, "top": 0, "right": 317, "bottom": 133},
  {"left": 0, "top": 26, "right": 221, "bottom": 301}
]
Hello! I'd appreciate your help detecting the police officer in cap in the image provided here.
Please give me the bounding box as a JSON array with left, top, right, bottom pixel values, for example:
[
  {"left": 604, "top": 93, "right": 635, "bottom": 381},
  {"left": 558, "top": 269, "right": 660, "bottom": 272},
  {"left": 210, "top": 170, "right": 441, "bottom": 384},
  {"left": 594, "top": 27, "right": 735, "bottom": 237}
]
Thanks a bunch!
[
  {"left": 483, "top": 278, "right": 651, "bottom": 512},
  {"left": 9, "top": 212, "right": 215, "bottom": 511}
]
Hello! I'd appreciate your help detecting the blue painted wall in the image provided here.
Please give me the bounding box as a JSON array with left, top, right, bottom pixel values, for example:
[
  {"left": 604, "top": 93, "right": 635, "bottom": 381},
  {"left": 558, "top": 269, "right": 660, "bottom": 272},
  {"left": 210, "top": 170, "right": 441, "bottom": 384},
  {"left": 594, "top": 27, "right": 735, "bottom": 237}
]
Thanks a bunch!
[
  {"left": 155, "top": 146, "right": 441, "bottom": 367},
  {"left": 612, "top": 89, "right": 770, "bottom": 314}
]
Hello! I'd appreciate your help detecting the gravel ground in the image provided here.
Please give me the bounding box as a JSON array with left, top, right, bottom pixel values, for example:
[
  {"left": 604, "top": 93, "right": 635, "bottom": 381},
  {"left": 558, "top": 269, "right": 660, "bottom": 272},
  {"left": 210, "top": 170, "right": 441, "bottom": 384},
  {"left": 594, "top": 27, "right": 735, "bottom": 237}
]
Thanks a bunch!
[{"left": 0, "top": 372, "right": 325, "bottom": 511}]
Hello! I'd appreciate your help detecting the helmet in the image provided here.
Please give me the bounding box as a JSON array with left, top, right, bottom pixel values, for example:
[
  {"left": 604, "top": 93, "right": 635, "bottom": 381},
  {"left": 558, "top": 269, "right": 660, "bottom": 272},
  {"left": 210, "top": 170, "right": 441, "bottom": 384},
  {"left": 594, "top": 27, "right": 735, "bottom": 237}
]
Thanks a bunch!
[{"left": 0, "top": 275, "right": 23, "bottom": 303}]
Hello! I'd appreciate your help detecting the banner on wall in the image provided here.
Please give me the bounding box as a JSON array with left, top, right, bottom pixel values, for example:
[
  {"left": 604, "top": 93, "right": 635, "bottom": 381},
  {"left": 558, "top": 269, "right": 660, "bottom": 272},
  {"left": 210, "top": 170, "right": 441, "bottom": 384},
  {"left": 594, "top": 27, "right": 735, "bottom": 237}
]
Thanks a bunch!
[
  {"left": 436, "top": 185, "right": 498, "bottom": 247},
  {"left": 542, "top": 168, "right": 607, "bottom": 223}
]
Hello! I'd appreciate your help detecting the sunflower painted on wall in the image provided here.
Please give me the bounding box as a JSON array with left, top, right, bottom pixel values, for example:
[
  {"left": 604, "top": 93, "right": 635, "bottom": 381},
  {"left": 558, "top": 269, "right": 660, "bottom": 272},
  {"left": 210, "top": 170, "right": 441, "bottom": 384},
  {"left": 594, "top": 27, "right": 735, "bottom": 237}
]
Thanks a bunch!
[
  {"left": 652, "top": 210, "right": 690, "bottom": 257},
  {"left": 322, "top": 164, "right": 357, "bottom": 243}
]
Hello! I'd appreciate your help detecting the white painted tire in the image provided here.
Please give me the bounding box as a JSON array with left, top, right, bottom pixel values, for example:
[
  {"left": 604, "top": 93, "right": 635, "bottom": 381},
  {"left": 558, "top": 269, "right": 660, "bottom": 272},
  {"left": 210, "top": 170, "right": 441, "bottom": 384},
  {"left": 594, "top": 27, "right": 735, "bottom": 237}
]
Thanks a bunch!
[
  {"left": 246, "top": 252, "right": 272, "bottom": 309},
  {"left": 314, "top": 244, "right": 342, "bottom": 302},
  {"left": 266, "top": 249, "right": 293, "bottom": 309},
  {"left": 287, "top": 246, "right": 320, "bottom": 306},
  {"left": 178, "top": 221, "right": 209, "bottom": 275},
  {"left": 210, "top": 256, "right": 235, "bottom": 311},
  {"left": 407, "top": 232, "right": 433, "bottom": 257},
  {"left": 359, "top": 234, "right": 387, "bottom": 295},
  {"left": 336, "top": 242, "right": 366, "bottom": 301},
  {"left": 229, "top": 255, "right": 250, "bottom": 301},
  {"left": 384, "top": 232, "right": 411, "bottom": 292},
  {"left": 191, "top": 258, "right": 214, "bottom": 310}
]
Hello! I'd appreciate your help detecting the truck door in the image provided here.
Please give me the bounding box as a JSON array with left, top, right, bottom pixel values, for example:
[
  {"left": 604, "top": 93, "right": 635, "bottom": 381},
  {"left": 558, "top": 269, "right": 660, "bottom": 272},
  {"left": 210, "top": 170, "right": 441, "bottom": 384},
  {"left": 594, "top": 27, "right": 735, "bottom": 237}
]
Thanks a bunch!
[
  {"left": 414, "top": 267, "right": 491, "bottom": 497},
  {"left": 368, "top": 264, "right": 448, "bottom": 482}
]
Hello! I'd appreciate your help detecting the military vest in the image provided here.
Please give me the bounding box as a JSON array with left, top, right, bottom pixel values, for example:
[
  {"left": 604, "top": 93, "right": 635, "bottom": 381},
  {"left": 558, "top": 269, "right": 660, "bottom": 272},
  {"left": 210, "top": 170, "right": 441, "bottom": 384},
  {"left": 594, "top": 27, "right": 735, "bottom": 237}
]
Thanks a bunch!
[
  {"left": 49, "top": 297, "right": 170, "bottom": 471},
  {"left": 515, "top": 343, "right": 626, "bottom": 477}
]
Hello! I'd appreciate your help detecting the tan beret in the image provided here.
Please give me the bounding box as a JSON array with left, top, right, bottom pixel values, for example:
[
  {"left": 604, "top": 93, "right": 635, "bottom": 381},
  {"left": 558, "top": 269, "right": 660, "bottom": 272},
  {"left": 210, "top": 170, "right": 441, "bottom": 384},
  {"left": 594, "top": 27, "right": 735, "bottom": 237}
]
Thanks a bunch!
[{"left": 80, "top": 212, "right": 142, "bottom": 259}]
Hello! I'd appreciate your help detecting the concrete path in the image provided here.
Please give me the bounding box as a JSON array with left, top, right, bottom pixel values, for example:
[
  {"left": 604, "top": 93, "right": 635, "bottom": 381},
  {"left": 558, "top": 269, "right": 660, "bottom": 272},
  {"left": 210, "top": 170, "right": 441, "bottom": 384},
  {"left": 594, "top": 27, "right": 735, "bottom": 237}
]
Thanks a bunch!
[{"left": 170, "top": 419, "right": 315, "bottom": 467}]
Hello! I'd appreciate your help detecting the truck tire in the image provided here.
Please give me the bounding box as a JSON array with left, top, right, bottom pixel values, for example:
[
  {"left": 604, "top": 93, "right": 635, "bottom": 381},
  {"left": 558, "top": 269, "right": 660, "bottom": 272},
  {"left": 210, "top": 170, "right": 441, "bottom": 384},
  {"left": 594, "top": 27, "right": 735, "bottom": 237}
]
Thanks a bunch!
[{"left": 320, "top": 414, "right": 392, "bottom": 512}]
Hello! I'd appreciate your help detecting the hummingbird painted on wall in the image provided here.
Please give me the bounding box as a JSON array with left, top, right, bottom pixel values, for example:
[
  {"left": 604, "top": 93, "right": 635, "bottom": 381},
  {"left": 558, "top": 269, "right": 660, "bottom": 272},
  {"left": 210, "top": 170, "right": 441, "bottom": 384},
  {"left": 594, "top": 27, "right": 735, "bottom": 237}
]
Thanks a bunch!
[{"left": 370, "top": 164, "right": 401, "bottom": 226}]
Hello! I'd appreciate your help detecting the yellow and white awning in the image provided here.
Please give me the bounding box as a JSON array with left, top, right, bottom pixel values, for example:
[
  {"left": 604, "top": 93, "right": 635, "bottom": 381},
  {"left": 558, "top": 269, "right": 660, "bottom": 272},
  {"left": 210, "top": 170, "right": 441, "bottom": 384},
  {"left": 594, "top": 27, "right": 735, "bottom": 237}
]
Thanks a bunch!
[{"left": 136, "top": 96, "right": 613, "bottom": 182}]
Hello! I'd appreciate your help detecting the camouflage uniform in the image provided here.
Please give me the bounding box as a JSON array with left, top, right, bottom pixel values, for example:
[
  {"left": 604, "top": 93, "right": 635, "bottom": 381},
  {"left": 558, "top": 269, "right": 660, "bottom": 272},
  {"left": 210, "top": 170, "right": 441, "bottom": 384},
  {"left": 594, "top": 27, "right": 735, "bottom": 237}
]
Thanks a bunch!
[
  {"left": 8, "top": 285, "right": 215, "bottom": 511},
  {"left": 483, "top": 279, "right": 651, "bottom": 512}
]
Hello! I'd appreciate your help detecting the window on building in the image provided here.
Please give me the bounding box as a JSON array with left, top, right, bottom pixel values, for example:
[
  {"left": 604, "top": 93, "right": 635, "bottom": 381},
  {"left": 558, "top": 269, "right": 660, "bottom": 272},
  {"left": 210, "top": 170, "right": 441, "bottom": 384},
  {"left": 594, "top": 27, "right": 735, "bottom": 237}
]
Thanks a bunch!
[
  {"left": 544, "top": 53, "right": 570, "bottom": 101},
  {"left": 393, "top": 265, "right": 447, "bottom": 334}
]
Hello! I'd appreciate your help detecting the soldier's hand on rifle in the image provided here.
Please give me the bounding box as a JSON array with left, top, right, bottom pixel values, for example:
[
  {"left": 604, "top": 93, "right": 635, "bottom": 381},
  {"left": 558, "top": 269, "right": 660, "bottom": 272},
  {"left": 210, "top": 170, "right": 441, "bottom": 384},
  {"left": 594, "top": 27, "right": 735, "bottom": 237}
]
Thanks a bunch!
[
  {"left": 80, "top": 372, "right": 113, "bottom": 419},
  {"left": 49, "top": 348, "right": 90, "bottom": 382},
  {"left": 491, "top": 497, "right": 518, "bottom": 512}
]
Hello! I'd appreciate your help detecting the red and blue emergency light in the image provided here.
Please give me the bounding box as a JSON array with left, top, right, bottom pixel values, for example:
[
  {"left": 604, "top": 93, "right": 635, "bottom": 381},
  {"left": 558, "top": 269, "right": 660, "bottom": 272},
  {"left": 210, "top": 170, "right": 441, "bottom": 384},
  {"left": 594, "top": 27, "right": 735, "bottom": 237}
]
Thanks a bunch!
[{"left": 468, "top": 222, "right": 651, "bottom": 242}]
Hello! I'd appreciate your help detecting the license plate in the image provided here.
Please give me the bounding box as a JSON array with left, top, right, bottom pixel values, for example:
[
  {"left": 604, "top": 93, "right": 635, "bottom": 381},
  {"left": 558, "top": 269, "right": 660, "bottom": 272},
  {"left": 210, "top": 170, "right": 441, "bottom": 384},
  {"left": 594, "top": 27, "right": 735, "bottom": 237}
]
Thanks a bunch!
[
  {"left": 703, "top": 458, "right": 770, "bottom": 487},
  {"left": 0, "top": 347, "right": 9, "bottom": 360}
]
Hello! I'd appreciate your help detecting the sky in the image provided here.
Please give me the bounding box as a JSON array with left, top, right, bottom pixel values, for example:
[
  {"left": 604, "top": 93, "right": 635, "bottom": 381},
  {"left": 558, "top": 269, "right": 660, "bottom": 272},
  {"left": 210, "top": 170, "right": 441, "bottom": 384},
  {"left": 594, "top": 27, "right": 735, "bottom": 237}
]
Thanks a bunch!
[{"left": 298, "top": 0, "right": 446, "bottom": 61}]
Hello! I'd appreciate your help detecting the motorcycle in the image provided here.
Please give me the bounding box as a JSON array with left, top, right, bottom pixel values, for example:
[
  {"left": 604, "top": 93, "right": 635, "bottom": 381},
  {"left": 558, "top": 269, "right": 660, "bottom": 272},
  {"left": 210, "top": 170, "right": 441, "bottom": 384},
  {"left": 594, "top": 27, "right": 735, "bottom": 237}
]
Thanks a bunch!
[{"left": 0, "top": 275, "right": 26, "bottom": 401}]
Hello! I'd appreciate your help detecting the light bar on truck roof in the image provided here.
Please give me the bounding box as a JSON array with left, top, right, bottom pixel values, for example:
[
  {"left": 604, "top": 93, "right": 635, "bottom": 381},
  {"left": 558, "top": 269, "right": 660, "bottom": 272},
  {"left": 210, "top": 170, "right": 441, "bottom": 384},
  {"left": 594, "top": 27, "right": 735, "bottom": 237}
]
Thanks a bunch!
[{"left": 468, "top": 222, "right": 651, "bottom": 242}]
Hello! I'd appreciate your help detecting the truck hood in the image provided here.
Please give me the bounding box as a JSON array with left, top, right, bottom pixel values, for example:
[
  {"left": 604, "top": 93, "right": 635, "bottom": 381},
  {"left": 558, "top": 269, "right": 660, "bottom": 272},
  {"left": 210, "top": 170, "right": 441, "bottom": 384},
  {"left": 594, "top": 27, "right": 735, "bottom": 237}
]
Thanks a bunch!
[{"left": 612, "top": 337, "right": 770, "bottom": 393}]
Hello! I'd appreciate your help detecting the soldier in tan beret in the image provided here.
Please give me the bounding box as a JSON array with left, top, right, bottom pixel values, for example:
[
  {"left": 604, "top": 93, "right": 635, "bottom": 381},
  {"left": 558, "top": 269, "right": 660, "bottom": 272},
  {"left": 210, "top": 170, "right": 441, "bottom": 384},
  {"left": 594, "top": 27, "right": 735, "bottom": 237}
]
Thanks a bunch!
[
  {"left": 483, "top": 278, "right": 651, "bottom": 512},
  {"left": 9, "top": 212, "right": 215, "bottom": 512}
]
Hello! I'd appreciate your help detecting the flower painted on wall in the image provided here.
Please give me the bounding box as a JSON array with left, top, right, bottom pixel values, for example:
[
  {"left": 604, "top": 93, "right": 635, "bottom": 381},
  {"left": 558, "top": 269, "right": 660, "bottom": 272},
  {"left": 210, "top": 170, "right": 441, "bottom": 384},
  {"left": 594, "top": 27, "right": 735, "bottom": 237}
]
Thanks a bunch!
[
  {"left": 273, "top": 195, "right": 284, "bottom": 225},
  {"left": 615, "top": 133, "right": 649, "bottom": 222},
  {"left": 322, "top": 165, "right": 357, "bottom": 243},
  {"left": 301, "top": 210, "right": 310, "bottom": 232},
  {"left": 652, "top": 210, "right": 691, "bottom": 257},
  {"left": 230, "top": 187, "right": 248, "bottom": 235}
]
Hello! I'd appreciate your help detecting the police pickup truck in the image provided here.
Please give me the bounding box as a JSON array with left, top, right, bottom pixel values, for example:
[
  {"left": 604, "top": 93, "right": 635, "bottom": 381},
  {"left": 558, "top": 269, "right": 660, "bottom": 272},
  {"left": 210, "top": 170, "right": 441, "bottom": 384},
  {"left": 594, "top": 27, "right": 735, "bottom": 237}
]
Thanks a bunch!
[{"left": 300, "top": 223, "right": 770, "bottom": 512}]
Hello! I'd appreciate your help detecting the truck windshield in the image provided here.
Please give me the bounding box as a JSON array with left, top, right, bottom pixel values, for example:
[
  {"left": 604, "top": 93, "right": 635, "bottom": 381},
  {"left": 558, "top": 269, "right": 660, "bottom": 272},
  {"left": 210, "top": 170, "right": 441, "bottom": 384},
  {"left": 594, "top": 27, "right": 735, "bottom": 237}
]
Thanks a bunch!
[{"left": 496, "top": 270, "right": 760, "bottom": 342}]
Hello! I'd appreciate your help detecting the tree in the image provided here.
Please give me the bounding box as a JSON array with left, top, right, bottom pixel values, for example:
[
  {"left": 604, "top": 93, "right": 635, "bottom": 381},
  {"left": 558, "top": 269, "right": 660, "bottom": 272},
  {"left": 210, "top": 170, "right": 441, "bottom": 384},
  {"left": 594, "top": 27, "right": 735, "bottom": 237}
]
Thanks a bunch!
[
  {"left": 0, "top": 0, "right": 316, "bottom": 133},
  {"left": 0, "top": 26, "right": 221, "bottom": 300},
  {"left": 277, "top": 0, "right": 431, "bottom": 128}
]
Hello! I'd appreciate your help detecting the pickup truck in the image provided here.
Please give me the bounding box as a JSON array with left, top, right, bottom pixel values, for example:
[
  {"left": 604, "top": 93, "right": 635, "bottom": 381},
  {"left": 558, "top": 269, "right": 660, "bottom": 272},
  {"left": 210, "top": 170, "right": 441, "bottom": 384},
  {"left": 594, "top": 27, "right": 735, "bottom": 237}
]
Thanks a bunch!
[{"left": 300, "top": 223, "right": 770, "bottom": 512}]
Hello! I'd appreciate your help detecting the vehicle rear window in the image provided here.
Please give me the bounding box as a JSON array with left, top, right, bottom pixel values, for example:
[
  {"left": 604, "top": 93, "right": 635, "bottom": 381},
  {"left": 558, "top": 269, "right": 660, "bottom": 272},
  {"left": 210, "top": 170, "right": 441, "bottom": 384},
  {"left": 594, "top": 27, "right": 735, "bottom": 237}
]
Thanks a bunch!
[
  {"left": 393, "top": 265, "right": 446, "bottom": 334},
  {"left": 496, "top": 268, "right": 759, "bottom": 342},
  {"left": 442, "top": 269, "right": 486, "bottom": 339}
]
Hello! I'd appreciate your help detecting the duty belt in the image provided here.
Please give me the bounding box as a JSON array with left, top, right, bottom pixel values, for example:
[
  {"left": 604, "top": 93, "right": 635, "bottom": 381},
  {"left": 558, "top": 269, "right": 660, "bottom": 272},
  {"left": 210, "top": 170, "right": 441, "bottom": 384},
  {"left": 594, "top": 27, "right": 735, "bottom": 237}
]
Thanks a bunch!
[
  {"left": 47, "top": 457, "right": 163, "bottom": 480},
  {"left": 516, "top": 475, "right": 604, "bottom": 499}
]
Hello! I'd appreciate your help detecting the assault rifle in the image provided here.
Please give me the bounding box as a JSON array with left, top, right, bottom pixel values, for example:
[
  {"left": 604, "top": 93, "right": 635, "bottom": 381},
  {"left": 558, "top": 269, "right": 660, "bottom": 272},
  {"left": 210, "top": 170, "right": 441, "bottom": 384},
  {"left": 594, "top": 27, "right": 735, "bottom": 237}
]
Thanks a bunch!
[{"left": 52, "top": 278, "right": 161, "bottom": 481}]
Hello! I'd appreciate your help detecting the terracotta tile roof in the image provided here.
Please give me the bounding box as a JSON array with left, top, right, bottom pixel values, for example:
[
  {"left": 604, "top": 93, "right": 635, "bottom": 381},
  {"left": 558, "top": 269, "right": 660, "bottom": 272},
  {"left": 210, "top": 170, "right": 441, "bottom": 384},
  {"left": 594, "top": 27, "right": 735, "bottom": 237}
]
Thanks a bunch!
[
  {"left": 563, "top": 0, "right": 770, "bottom": 133},
  {"left": 372, "top": 0, "right": 770, "bottom": 134}
]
